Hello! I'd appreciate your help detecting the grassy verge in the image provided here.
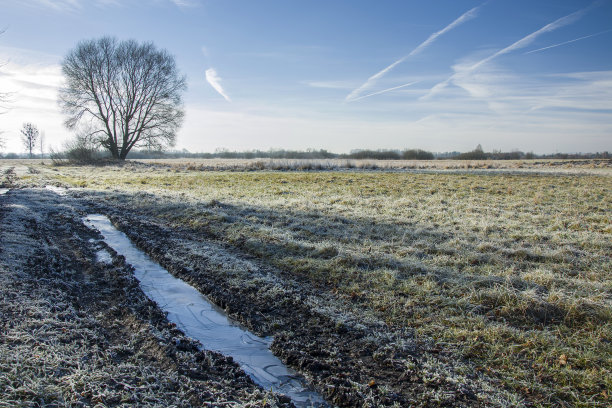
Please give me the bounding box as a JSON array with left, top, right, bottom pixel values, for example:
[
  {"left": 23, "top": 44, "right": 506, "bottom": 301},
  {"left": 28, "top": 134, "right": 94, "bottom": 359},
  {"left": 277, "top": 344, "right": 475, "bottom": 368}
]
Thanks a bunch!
[{"left": 21, "top": 162, "right": 612, "bottom": 407}]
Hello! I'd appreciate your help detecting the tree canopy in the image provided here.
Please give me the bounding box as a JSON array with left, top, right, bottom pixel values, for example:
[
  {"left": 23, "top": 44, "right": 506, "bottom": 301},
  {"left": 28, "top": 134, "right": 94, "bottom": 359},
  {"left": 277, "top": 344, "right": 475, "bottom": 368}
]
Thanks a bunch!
[{"left": 59, "top": 37, "right": 187, "bottom": 160}]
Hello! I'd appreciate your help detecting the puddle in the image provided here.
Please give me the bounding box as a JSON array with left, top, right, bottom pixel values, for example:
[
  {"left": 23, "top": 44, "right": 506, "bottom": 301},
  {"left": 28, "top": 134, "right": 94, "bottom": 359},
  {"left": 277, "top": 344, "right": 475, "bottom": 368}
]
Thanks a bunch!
[
  {"left": 0, "top": 188, "right": 8, "bottom": 195},
  {"left": 84, "top": 214, "right": 328, "bottom": 407},
  {"left": 45, "top": 185, "right": 68, "bottom": 195}
]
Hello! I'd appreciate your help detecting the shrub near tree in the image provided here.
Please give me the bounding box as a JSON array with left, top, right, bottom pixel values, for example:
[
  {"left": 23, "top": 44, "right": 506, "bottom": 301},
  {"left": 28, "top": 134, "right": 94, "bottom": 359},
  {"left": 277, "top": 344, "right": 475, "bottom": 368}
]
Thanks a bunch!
[{"left": 59, "top": 37, "right": 187, "bottom": 160}]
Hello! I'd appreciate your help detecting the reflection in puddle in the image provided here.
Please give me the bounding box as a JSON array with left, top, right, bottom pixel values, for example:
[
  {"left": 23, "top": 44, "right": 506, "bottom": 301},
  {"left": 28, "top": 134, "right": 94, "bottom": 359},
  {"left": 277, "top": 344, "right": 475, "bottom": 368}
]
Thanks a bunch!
[{"left": 84, "top": 214, "right": 328, "bottom": 407}]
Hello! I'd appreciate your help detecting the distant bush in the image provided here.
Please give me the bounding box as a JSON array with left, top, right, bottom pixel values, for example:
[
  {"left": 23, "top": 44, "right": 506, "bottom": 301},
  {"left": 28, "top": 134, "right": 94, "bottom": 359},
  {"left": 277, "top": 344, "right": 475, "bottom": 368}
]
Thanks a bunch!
[
  {"left": 457, "top": 144, "right": 487, "bottom": 160},
  {"left": 488, "top": 150, "right": 524, "bottom": 160},
  {"left": 347, "top": 149, "right": 401, "bottom": 160},
  {"left": 402, "top": 149, "right": 434, "bottom": 160},
  {"left": 346, "top": 149, "right": 435, "bottom": 160}
]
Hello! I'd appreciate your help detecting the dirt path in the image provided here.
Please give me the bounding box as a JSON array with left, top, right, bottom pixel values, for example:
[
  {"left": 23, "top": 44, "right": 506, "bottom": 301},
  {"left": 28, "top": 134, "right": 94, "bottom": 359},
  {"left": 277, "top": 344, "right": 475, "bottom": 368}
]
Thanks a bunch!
[{"left": 0, "top": 188, "right": 290, "bottom": 407}]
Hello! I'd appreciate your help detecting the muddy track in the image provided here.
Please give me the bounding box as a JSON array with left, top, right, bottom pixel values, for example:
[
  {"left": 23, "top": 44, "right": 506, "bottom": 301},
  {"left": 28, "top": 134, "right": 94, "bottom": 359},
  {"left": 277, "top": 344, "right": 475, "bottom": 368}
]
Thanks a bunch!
[
  {"left": 0, "top": 188, "right": 291, "bottom": 407},
  {"left": 81, "top": 190, "right": 516, "bottom": 407}
]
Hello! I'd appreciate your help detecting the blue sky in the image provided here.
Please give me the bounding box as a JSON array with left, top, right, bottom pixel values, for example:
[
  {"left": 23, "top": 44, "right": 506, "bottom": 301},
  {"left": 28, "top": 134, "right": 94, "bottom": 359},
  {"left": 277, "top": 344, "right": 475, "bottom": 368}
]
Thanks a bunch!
[{"left": 1, "top": 0, "right": 611, "bottom": 154}]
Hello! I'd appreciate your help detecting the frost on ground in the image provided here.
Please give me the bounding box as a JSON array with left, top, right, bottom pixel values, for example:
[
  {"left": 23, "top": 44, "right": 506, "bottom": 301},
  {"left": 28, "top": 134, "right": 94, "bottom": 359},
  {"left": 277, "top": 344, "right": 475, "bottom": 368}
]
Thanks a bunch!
[
  {"left": 0, "top": 188, "right": 290, "bottom": 407},
  {"left": 82, "top": 191, "right": 524, "bottom": 407},
  {"left": 2, "top": 161, "right": 610, "bottom": 407}
]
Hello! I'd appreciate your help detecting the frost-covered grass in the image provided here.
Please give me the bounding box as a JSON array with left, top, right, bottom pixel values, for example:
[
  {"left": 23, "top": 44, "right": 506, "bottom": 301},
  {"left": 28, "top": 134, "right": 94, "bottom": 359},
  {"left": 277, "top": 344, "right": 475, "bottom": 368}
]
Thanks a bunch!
[
  {"left": 130, "top": 157, "right": 612, "bottom": 175},
  {"left": 1, "top": 187, "right": 290, "bottom": 408},
  {"left": 21, "top": 162, "right": 612, "bottom": 407}
]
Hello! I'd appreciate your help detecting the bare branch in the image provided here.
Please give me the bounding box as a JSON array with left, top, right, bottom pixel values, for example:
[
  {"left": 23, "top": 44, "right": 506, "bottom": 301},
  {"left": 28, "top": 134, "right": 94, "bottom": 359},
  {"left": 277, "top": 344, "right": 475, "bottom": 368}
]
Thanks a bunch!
[
  {"left": 21, "top": 123, "right": 39, "bottom": 158},
  {"left": 58, "top": 37, "right": 186, "bottom": 160}
]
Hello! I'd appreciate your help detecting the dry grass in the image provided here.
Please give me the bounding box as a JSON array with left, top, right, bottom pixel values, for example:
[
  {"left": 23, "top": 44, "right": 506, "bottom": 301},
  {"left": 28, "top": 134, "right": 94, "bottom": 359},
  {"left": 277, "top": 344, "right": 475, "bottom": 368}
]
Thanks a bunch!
[
  {"left": 127, "top": 158, "right": 612, "bottom": 175},
  {"left": 13, "top": 161, "right": 612, "bottom": 407}
]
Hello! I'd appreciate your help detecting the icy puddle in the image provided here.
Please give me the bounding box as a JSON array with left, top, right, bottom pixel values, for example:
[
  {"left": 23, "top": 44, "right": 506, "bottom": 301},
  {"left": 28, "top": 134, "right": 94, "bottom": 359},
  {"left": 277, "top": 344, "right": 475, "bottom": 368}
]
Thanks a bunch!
[{"left": 84, "top": 214, "right": 328, "bottom": 408}]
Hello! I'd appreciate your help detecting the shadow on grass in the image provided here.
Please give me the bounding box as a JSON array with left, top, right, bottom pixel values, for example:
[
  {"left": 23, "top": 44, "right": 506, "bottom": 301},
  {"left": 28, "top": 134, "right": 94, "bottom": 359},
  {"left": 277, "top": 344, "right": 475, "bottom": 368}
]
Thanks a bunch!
[{"left": 80, "top": 189, "right": 609, "bottom": 329}]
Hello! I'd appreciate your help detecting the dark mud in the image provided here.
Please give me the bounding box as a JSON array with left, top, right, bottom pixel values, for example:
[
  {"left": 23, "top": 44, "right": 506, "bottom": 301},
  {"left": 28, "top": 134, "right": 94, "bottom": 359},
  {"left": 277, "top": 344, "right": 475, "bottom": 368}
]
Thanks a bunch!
[
  {"left": 85, "top": 213, "right": 327, "bottom": 407},
  {"left": 0, "top": 188, "right": 292, "bottom": 407},
  {"left": 79, "top": 190, "right": 514, "bottom": 407}
]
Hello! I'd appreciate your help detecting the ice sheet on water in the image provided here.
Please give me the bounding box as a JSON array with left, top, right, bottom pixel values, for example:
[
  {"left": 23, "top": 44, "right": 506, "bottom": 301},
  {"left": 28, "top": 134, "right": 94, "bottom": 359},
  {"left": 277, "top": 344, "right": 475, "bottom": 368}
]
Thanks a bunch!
[{"left": 84, "top": 214, "right": 328, "bottom": 408}]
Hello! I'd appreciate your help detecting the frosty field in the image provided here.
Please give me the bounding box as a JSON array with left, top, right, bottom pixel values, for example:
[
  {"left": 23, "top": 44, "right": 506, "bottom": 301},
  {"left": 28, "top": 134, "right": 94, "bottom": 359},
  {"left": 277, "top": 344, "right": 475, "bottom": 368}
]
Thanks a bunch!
[{"left": 1, "top": 159, "right": 610, "bottom": 407}]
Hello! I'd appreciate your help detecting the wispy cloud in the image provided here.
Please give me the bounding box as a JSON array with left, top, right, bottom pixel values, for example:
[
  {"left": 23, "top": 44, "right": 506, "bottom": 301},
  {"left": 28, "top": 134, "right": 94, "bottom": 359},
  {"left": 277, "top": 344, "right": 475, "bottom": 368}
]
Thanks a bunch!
[
  {"left": 349, "top": 81, "right": 419, "bottom": 101},
  {"left": 407, "top": 6, "right": 481, "bottom": 58},
  {"left": 525, "top": 29, "right": 612, "bottom": 54},
  {"left": 345, "top": 4, "right": 482, "bottom": 102},
  {"left": 205, "top": 68, "right": 231, "bottom": 102},
  {"left": 25, "top": 0, "right": 82, "bottom": 12},
  {"left": 15, "top": 0, "right": 197, "bottom": 11},
  {"left": 423, "top": 2, "right": 601, "bottom": 99},
  {"left": 169, "top": 0, "right": 200, "bottom": 8},
  {"left": 0, "top": 48, "right": 66, "bottom": 152},
  {"left": 201, "top": 46, "right": 210, "bottom": 58},
  {"left": 305, "top": 80, "right": 355, "bottom": 90}
]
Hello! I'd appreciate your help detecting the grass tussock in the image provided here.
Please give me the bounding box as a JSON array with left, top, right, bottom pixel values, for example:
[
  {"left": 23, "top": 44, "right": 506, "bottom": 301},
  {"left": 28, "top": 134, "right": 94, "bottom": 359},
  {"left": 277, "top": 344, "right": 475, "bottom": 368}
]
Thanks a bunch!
[{"left": 13, "top": 162, "right": 612, "bottom": 407}]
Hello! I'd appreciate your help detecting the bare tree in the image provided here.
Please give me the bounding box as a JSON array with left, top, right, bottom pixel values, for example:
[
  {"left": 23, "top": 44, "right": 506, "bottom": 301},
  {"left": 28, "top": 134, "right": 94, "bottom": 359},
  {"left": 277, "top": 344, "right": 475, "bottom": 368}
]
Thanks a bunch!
[
  {"left": 59, "top": 37, "right": 186, "bottom": 160},
  {"left": 21, "top": 123, "right": 39, "bottom": 158},
  {"left": 39, "top": 130, "right": 45, "bottom": 159}
]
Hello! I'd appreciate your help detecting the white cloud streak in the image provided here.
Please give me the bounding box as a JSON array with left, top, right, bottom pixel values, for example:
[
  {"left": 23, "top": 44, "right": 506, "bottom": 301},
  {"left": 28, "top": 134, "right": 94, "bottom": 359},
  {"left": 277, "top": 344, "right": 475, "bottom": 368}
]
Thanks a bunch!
[
  {"left": 345, "top": 4, "right": 482, "bottom": 102},
  {"left": 205, "top": 68, "right": 231, "bottom": 102},
  {"left": 15, "top": 0, "right": 195, "bottom": 11},
  {"left": 423, "top": 2, "right": 601, "bottom": 99},
  {"left": 169, "top": 0, "right": 200, "bottom": 8},
  {"left": 0, "top": 50, "right": 66, "bottom": 152},
  {"left": 524, "top": 29, "right": 612, "bottom": 54},
  {"left": 350, "top": 81, "right": 419, "bottom": 101},
  {"left": 27, "top": 0, "right": 82, "bottom": 11}
]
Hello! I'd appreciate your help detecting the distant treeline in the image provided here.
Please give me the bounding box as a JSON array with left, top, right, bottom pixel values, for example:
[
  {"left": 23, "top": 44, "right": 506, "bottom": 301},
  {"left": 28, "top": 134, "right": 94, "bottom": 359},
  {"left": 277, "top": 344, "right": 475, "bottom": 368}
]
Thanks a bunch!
[
  {"left": 2, "top": 146, "right": 610, "bottom": 161},
  {"left": 122, "top": 148, "right": 435, "bottom": 160},
  {"left": 122, "top": 146, "right": 610, "bottom": 160}
]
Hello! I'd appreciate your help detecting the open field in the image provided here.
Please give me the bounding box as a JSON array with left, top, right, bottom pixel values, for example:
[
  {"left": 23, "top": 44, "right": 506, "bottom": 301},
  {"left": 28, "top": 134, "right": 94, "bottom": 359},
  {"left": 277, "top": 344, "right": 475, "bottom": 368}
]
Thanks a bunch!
[
  {"left": 130, "top": 158, "right": 612, "bottom": 175},
  {"left": 1, "top": 159, "right": 611, "bottom": 407}
]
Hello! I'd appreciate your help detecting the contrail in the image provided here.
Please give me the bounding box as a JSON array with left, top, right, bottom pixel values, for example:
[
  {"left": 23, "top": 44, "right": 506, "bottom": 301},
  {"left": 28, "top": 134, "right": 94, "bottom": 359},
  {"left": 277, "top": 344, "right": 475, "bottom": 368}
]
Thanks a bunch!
[
  {"left": 407, "top": 5, "right": 481, "bottom": 58},
  {"left": 524, "top": 29, "right": 612, "bottom": 54},
  {"left": 205, "top": 68, "right": 231, "bottom": 102},
  {"left": 350, "top": 81, "right": 419, "bottom": 101},
  {"left": 422, "top": 2, "right": 600, "bottom": 99},
  {"left": 345, "top": 4, "right": 482, "bottom": 102}
]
